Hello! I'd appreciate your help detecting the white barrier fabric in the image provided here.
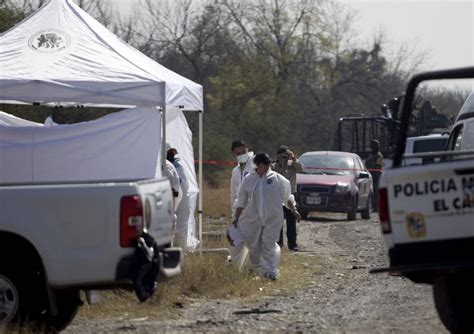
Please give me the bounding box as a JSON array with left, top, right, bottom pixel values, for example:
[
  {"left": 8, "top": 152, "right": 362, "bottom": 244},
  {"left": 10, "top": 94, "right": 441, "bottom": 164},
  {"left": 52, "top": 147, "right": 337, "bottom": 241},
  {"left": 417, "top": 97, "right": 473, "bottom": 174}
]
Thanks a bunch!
[
  {"left": 0, "top": 108, "right": 161, "bottom": 183},
  {"left": 0, "top": 108, "right": 199, "bottom": 249}
]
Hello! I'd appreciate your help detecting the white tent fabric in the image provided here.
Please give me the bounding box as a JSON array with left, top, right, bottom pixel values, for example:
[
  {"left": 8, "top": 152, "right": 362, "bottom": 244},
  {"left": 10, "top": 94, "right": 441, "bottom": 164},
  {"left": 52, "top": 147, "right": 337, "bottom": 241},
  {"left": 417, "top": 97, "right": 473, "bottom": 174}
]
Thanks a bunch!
[
  {"left": 0, "top": 108, "right": 199, "bottom": 248},
  {"left": 0, "top": 108, "right": 162, "bottom": 183},
  {"left": 0, "top": 111, "right": 42, "bottom": 127},
  {"left": 0, "top": 0, "right": 203, "bottom": 110},
  {"left": 166, "top": 109, "right": 199, "bottom": 248}
]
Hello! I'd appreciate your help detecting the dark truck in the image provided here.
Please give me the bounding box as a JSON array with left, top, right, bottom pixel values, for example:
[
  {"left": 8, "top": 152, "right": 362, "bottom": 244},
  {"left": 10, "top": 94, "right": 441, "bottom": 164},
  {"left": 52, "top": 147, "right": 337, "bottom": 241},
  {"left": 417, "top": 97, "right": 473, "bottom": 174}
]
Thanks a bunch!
[{"left": 334, "top": 97, "right": 452, "bottom": 168}]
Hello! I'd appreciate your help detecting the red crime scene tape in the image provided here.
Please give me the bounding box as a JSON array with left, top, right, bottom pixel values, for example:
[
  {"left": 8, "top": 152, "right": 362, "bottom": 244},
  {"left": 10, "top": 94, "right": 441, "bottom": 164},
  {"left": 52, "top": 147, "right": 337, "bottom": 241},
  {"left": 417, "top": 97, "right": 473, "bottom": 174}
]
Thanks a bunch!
[{"left": 194, "top": 160, "right": 383, "bottom": 172}]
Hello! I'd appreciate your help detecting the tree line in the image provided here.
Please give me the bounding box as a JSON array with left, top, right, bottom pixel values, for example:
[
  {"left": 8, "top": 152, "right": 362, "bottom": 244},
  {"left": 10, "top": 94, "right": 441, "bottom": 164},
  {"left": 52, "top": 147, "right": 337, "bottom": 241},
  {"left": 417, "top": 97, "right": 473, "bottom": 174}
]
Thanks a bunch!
[{"left": 0, "top": 0, "right": 465, "bottom": 182}]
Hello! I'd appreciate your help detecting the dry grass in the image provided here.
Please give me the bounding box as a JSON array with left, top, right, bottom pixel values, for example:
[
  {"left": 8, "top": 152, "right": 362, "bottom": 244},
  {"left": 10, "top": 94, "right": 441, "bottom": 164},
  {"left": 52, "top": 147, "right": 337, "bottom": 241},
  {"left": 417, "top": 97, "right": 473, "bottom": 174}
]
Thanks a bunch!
[
  {"left": 77, "top": 233, "right": 327, "bottom": 321},
  {"left": 202, "top": 175, "right": 232, "bottom": 219}
]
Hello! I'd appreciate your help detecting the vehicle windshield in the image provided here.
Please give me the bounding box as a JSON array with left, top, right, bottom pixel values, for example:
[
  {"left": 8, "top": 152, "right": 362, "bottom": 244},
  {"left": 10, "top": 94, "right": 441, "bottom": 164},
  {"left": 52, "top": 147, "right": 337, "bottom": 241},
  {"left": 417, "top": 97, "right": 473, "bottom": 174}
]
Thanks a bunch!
[{"left": 299, "top": 155, "right": 355, "bottom": 175}]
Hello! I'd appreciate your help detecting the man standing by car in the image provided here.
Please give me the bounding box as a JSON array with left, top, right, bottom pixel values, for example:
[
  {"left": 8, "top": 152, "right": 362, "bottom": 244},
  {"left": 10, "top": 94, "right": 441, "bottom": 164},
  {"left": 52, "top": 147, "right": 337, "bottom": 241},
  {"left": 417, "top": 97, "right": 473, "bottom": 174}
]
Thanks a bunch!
[
  {"left": 272, "top": 145, "right": 303, "bottom": 251},
  {"left": 365, "top": 139, "right": 383, "bottom": 212}
]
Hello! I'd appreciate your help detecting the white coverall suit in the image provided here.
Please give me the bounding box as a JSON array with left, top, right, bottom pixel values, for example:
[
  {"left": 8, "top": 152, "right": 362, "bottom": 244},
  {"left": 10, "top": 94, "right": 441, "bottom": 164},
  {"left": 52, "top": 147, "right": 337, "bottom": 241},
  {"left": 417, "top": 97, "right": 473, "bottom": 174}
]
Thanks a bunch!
[
  {"left": 236, "top": 168, "right": 291, "bottom": 276},
  {"left": 164, "top": 160, "right": 181, "bottom": 243},
  {"left": 173, "top": 159, "right": 190, "bottom": 249},
  {"left": 228, "top": 152, "right": 255, "bottom": 269}
]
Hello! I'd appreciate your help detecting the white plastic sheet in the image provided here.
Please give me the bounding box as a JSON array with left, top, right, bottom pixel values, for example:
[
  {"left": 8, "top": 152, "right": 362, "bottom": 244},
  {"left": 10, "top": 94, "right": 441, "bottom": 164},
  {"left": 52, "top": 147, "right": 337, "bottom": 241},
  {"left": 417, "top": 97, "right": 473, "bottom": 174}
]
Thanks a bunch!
[{"left": 0, "top": 108, "right": 161, "bottom": 183}]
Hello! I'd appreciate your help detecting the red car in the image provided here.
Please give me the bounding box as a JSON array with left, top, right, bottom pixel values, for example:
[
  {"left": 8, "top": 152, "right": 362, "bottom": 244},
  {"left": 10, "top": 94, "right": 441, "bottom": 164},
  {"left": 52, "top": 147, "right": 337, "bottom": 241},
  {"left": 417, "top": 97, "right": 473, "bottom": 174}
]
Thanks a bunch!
[{"left": 296, "top": 151, "right": 373, "bottom": 220}]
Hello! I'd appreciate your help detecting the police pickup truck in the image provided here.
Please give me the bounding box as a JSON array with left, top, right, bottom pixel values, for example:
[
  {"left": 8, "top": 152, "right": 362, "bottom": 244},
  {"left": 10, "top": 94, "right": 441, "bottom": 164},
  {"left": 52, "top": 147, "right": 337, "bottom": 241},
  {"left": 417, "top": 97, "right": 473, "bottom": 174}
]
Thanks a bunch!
[
  {"left": 0, "top": 178, "right": 181, "bottom": 331},
  {"left": 372, "top": 67, "right": 474, "bottom": 333}
]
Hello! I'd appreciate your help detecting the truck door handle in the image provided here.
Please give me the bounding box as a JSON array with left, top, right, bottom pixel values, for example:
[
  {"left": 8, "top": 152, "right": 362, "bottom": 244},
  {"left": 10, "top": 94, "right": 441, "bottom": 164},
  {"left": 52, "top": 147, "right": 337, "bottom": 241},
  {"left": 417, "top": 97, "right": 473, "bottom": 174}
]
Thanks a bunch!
[
  {"left": 153, "top": 193, "right": 163, "bottom": 209},
  {"left": 455, "top": 168, "right": 474, "bottom": 175}
]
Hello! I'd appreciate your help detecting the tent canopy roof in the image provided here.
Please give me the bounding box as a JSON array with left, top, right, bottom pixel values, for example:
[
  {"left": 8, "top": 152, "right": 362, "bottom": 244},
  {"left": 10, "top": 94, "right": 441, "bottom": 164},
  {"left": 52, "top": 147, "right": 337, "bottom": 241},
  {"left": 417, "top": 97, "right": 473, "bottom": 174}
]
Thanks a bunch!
[{"left": 0, "top": 0, "right": 203, "bottom": 110}]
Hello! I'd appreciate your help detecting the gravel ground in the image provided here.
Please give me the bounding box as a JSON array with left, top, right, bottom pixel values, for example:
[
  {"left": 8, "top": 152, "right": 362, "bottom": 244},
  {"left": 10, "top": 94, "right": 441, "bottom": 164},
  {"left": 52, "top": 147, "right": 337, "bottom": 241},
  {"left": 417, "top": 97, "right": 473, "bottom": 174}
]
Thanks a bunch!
[{"left": 66, "top": 213, "right": 447, "bottom": 333}]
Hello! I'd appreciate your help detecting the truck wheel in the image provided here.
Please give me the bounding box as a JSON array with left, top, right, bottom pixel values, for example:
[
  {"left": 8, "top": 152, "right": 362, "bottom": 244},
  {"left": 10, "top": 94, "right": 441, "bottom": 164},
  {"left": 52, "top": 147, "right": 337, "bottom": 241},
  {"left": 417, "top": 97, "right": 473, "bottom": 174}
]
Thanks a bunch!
[
  {"left": 0, "top": 268, "right": 79, "bottom": 332},
  {"left": 0, "top": 273, "right": 20, "bottom": 324},
  {"left": 347, "top": 198, "right": 357, "bottom": 221},
  {"left": 361, "top": 195, "right": 371, "bottom": 220},
  {"left": 44, "top": 289, "right": 81, "bottom": 332},
  {"left": 433, "top": 275, "right": 474, "bottom": 333}
]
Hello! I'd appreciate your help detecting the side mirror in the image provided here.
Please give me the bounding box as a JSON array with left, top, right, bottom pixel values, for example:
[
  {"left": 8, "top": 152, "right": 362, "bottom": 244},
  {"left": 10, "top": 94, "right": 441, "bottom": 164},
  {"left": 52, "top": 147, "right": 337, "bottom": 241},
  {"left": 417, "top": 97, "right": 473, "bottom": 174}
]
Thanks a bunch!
[{"left": 358, "top": 171, "right": 370, "bottom": 179}]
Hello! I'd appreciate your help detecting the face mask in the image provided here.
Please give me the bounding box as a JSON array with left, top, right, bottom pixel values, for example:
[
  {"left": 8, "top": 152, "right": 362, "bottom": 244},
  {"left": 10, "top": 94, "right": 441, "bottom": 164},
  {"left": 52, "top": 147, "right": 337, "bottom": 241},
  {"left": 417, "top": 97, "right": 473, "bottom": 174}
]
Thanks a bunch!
[{"left": 237, "top": 152, "right": 249, "bottom": 164}]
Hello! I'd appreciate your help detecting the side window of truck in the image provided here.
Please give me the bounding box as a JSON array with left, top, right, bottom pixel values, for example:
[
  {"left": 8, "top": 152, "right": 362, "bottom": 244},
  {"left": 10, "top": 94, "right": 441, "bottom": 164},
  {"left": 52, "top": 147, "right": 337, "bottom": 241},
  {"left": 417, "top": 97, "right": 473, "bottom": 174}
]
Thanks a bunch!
[
  {"left": 446, "top": 125, "right": 464, "bottom": 151},
  {"left": 463, "top": 120, "right": 474, "bottom": 150}
]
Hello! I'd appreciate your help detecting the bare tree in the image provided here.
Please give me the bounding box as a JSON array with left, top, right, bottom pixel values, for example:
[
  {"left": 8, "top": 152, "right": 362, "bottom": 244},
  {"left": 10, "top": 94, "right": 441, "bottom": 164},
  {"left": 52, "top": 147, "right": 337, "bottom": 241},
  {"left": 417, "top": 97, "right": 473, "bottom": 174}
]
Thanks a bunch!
[
  {"left": 220, "top": 0, "right": 323, "bottom": 81},
  {"left": 7, "top": 0, "right": 116, "bottom": 26},
  {"left": 131, "top": 0, "right": 234, "bottom": 81}
]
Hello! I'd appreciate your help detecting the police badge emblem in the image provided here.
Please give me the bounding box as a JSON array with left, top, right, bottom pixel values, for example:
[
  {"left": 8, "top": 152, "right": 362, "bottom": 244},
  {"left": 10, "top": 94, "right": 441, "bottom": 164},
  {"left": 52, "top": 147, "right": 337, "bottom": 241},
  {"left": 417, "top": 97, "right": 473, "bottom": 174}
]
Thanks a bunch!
[
  {"left": 28, "top": 29, "right": 71, "bottom": 52},
  {"left": 406, "top": 212, "right": 427, "bottom": 239}
]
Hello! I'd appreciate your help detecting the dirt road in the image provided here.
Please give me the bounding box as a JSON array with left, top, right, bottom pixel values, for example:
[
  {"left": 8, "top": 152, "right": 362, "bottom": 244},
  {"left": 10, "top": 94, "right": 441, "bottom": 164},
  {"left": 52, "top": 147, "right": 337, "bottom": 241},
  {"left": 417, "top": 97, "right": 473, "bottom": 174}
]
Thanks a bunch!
[{"left": 66, "top": 214, "right": 447, "bottom": 333}]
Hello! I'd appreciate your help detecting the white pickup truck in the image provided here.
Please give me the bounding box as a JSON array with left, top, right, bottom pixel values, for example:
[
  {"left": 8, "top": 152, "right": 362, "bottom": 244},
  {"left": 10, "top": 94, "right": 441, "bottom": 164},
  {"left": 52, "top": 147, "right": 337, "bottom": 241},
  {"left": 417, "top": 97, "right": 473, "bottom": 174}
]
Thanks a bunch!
[
  {"left": 403, "top": 134, "right": 449, "bottom": 166},
  {"left": 0, "top": 178, "right": 181, "bottom": 331},
  {"left": 372, "top": 67, "right": 474, "bottom": 333}
]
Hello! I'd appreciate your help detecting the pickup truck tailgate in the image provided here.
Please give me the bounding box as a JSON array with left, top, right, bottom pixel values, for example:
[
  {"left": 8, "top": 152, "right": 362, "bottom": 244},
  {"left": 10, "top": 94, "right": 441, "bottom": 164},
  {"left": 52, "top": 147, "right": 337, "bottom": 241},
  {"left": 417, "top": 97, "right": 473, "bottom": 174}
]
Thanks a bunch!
[
  {"left": 136, "top": 179, "right": 174, "bottom": 248},
  {"left": 386, "top": 160, "right": 474, "bottom": 244}
]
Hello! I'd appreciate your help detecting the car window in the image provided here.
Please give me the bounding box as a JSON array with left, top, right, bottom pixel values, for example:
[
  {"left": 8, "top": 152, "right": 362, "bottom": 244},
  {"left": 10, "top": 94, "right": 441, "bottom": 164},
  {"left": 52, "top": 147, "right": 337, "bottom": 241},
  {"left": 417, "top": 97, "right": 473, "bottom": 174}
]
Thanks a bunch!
[
  {"left": 413, "top": 138, "right": 448, "bottom": 153},
  {"left": 299, "top": 155, "right": 355, "bottom": 175},
  {"left": 355, "top": 157, "right": 366, "bottom": 172}
]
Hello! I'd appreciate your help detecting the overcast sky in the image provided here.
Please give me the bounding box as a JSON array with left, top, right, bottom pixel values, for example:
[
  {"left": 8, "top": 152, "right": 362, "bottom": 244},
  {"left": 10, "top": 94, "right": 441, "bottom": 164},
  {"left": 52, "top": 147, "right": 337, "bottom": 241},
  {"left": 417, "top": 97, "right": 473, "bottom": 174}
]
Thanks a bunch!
[{"left": 343, "top": 0, "right": 473, "bottom": 71}]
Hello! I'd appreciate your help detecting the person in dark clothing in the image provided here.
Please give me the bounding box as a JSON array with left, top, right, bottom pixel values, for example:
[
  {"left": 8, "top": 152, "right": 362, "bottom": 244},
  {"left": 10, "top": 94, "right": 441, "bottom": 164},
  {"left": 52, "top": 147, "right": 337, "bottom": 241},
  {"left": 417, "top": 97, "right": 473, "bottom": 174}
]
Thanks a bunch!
[
  {"left": 365, "top": 139, "right": 383, "bottom": 212},
  {"left": 272, "top": 146, "right": 303, "bottom": 251}
]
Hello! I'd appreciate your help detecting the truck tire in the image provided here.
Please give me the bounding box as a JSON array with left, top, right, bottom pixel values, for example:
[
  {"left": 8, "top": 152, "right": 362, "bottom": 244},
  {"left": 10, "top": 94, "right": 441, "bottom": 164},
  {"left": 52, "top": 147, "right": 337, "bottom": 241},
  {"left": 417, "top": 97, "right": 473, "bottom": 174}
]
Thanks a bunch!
[
  {"left": 0, "top": 273, "right": 20, "bottom": 324},
  {"left": 433, "top": 274, "right": 474, "bottom": 333},
  {"left": 44, "top": 289, "right": 81, "bottom": 332},
  {"left": 361, "top": 195, "right": 371, "bottom": 220},
  {"left": 0, "top": 267, "right": 79, "bottom": 332}
]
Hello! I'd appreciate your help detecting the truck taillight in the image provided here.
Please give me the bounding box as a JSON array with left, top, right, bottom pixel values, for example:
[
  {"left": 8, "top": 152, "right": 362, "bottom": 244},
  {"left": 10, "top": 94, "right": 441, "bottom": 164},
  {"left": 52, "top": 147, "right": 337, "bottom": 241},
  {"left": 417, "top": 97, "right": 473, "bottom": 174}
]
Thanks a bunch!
[
  {"left": 378, "top": 188, "right": 391, "bottom": 234},
  {"left": 120, "top": 195, "right": 144, "bottom": 247}
]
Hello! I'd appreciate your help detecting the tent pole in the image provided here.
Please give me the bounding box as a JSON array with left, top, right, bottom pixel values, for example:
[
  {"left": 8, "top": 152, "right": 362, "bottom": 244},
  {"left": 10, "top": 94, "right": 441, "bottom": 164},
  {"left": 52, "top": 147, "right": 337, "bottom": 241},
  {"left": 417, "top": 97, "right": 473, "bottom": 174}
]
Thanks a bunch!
[
  {"left": 161, "top": 106, "right": 166, "bottom": 172},
  {"left": 198, "top": 110, "right": 203, "bottom": 255}
]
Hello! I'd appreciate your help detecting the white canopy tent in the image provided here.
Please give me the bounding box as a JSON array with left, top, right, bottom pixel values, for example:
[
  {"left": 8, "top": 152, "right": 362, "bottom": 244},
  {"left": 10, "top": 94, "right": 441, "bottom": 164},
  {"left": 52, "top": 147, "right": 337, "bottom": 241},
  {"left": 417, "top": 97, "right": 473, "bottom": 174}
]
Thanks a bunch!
[
  {"left": 0, "top": 0, "right": 205, "bottom": 248},
  {"left": 0, "top": 108, "right": 200, "bottom": 247}
]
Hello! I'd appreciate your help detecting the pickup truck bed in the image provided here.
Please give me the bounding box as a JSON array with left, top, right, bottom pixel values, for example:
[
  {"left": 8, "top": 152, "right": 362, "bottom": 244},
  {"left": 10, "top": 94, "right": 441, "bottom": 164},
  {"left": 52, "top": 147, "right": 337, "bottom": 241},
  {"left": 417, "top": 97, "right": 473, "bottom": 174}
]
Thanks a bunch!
[{"left": 0, "top": 177, "right": 180, "bottom": 331}]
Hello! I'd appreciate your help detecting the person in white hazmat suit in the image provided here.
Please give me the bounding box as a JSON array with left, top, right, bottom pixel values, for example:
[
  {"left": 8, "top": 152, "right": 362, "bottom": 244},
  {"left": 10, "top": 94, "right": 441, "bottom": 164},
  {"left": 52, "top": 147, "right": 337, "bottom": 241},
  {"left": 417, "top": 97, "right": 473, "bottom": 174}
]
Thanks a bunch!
[
  {"left": 227, "top": 140, "right": 254, "bottom": 269},
  {"left": 167, "top": 145, "right": 190, "bottom": 249},
  {"left": 164, "top": 157, "right": 181, "bottom": 243},
  {"left": 233, "top": 152, "right": 299, "bottom": 280}
]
